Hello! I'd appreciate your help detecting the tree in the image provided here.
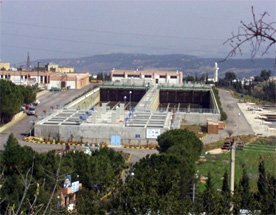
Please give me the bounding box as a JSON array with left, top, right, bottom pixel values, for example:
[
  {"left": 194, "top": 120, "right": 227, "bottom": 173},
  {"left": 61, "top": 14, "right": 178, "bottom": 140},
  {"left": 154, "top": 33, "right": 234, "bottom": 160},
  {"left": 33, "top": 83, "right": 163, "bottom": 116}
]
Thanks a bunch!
[
  {"left": 2, "top": 133, "right": 23, "bottom": 172},
  {"left": 254, "top": 75, "right": 264, "bottom": 83},
  {"left": 257, "top": 160, "right": 267, "bottom": 198},
  {"left": 202, "top": 172, "right": 216, "bottom": 213},
  {"left": 224, "top": 72, "right": 236, "bottom": 81},
  {"left": 76, "top": 188, "right": 105, "bottom": 214},
  {"left": 222, "top": 169, "right": 229, "bottom": 193},
  {"left": 260, "top": 70, "right": 271, "bottom": 81},
  {"left": 256, "top": 159, "right": 276, "bottom": 214},
  {"left": 239, "top": 166, "right": 251, "bottom": 209},
  {"left": 19, "top": 85, "right": 36, "bottom": 104},
  {"left": 224, "top": 6, "right": 276, "bottom": 60},
  {"left": 186, "top": 75, "right": 195, "bottom": 82},
  {"left": 157, "top": 129, "right": 203, "bottom": 159},
  {"left": 0, "top": 80, "right": 23, "bottom": 123}
]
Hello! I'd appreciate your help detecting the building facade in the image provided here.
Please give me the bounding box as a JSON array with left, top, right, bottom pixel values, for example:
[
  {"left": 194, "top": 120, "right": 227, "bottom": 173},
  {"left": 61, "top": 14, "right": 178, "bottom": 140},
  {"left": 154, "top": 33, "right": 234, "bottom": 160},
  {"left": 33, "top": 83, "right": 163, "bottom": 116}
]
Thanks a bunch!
[
  {"left": 0, "top": 63, "right": 10, "bottom": 71},
  {"left": 50, "top": 73, "right": 90, "bottom": 89},
  {"left": 0, "top": 70, "right": 90, "bottom": 89},
  {"left": 46, "top": 64, "right": 74, "bottom": 73},
  {"left": 111, "top": 70, "right": 183, "bottom": 84}
]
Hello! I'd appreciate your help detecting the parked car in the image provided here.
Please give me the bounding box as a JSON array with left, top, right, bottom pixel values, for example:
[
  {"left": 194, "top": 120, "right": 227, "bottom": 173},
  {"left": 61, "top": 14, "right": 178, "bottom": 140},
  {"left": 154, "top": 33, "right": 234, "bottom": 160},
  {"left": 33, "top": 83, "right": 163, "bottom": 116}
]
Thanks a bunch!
[
  {"left": 50, "top": 87, "right": 61, "bottom": 91},
  {"left": 33, "top": 99, "right": 40, "bottom": 105},
  {"left": 221, "top": 142, "right": 231, "bottom": 150},
  {"left": 21, "top": 104, "right": 30, "bottom": 112},
  {"left": 28, "top": 107, "right": 36, "bottom": 115},
  {"left": 21, "top": 105, "right": 26, "bottom": 111},
  {"left": 248, "top": 106, "right": 263, "bottom": 111}
]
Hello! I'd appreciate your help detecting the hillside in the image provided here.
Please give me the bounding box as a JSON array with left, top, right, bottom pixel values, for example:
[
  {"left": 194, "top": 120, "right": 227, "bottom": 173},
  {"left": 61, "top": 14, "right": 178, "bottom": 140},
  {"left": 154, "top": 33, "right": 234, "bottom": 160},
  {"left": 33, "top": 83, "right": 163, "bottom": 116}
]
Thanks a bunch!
[{"left": 32, "top": 53, "right": 275, "bottom": 78}]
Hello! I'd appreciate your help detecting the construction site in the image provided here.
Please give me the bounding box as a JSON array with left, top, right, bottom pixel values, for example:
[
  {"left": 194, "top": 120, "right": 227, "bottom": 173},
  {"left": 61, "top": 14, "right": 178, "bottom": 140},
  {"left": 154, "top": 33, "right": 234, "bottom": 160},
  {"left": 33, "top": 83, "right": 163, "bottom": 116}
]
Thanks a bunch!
[{"left": 35, "top": 80, "right": 220, "bottom": 146}]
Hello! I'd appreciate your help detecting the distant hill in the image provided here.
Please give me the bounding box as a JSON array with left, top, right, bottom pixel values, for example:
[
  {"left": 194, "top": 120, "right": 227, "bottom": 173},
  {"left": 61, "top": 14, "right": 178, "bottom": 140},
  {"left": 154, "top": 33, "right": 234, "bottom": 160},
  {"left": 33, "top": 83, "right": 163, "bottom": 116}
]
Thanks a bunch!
[{"left": 31, "top": 53, "right": 275, "bottom": 78}]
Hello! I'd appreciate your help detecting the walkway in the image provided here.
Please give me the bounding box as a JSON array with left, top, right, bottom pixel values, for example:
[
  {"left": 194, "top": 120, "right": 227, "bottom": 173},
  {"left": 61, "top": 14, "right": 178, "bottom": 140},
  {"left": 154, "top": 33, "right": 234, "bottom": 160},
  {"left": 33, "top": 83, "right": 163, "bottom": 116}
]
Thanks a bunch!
[
  {"left": 135, "top": 86, "right": 159, "bottom": 111},
  {"left": 202, "top": 89, "right": 254, "bottom": 144}
]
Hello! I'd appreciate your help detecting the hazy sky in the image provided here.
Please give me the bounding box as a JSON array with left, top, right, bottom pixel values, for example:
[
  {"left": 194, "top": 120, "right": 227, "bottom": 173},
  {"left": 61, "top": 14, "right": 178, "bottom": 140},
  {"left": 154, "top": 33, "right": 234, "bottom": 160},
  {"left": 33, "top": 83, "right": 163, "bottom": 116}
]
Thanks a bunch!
[{"left": 0, "top": 0, "right": 275, "bottom": 64}]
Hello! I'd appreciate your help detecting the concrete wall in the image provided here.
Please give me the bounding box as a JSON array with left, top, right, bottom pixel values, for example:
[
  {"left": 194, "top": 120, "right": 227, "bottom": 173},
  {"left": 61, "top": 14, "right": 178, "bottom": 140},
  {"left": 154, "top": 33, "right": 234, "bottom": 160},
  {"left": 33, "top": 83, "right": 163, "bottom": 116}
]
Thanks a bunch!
[
  {"left": 73, "top": 90, "right": 100, "bottom": 109},
  {"left": 51, "top": 80, "right": 61, "bottom": 88},
  {"left": 65, "top": 88, "right": 100, "bottom": 109},
  {"left": 0, "top": 111, "right": 26, "bottom": 134},
  {"left": 180, "top": 112, "right": 220, "bottom": 125},
  {"left": 35, "top": 124, "right": 60, "bottom": 140},
  {"left": 35, "top": 122, "right": 167, "bottom": 145},
  {"left": 209, "top": 88, "right": 220, "bottom": 113}
]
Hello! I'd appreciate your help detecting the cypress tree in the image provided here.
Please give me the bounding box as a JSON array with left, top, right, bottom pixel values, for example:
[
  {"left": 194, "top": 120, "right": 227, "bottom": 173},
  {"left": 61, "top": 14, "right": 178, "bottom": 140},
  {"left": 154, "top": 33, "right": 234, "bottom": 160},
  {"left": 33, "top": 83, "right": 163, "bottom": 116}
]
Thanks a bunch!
[
  {"left": 222, "top": 169, "right": 229, "bottom": 193},
  {"left": 239, "top": 166, "right": 251, "bottom": 209}
]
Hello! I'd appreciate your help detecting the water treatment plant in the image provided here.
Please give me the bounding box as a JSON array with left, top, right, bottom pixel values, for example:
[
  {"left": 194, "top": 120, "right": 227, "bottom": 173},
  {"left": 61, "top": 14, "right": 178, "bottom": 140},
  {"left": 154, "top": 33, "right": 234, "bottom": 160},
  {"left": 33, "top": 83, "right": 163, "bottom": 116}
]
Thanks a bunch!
[{"left": 35, "top": 77, "right": 220, "bottom": 146}]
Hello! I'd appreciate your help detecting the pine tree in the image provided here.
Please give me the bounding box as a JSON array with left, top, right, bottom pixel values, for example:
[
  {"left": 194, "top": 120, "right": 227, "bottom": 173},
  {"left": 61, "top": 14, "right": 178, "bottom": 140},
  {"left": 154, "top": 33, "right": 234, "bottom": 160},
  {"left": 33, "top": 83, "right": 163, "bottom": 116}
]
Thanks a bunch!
[{"left": 3, "top": 133, "right": 22, "bottom": 173}]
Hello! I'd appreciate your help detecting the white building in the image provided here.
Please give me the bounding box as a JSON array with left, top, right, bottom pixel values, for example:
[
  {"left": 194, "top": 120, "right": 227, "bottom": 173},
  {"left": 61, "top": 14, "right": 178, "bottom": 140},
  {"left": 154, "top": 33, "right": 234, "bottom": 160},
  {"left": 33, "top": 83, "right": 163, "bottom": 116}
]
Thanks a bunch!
[{"left": 111, "top": 69, "right": 183, "bottom": 84}]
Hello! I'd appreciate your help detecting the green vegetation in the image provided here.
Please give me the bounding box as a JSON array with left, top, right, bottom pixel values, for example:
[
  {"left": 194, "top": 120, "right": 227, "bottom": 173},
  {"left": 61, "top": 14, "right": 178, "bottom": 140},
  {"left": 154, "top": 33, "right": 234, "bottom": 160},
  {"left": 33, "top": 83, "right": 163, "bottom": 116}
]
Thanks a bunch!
[
  {"left": 233, "top": 91, "right": 271, "bottom": 104},
  {"left": 0, "top": 80, "right": 37, "bottom": 123},
  {"left": 0, "top": 134, "right": 125, "bottom": 214},
  {"left": 111, "top": 129, "right": 203, "bottom": 214},
  {"left": 217, "top": 70, "right": 276, "bottom": 103},
  {"left": 1, "top": 133, "right": 276, "bottom": 214},
  {"left": 197, "top": 136, "right": 276, "bottom": 192},
  {"left": 212, "top": 87, "right": 227, "bottom": 120}
]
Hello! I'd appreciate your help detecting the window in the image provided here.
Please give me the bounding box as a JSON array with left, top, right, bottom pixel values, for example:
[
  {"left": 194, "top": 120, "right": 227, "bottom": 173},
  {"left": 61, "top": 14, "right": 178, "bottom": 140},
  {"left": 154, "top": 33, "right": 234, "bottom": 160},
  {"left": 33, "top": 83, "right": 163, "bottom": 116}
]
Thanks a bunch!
[
  {"left": 113, "top": 74, "right": 124, "bottom": 77},
  {"left": 160, "top": 75, "right": 166, "bottom": 78},
  {"left": 170, "top": 76, "right": 177, "bottom": 79},
  {"left": 127, "top": 75, "right": 140, "bottom": 78},
  {"left": 145, "top": 75, "right": 152, "bottom": 78}
]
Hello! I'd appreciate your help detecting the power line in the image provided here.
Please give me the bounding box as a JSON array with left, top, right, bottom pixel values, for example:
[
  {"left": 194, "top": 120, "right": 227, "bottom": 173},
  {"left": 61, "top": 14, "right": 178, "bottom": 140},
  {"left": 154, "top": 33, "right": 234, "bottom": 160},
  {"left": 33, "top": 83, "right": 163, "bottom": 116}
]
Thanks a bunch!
[
  {"left": 3, "top": 44, "right": 91, "bottom": 56},
  {"left": 2, "top": 20, "right": 223, "bottom": 41},
  {"left": 2, "top": 32, "right": 183, "bottom": 51}
]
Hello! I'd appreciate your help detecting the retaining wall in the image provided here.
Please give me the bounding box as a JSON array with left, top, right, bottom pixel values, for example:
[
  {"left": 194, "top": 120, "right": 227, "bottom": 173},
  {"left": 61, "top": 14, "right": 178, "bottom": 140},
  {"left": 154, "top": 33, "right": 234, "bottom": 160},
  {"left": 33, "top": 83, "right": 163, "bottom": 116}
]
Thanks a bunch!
[{"left": 35, "top": 123, "right": 167, "bottom": 145}]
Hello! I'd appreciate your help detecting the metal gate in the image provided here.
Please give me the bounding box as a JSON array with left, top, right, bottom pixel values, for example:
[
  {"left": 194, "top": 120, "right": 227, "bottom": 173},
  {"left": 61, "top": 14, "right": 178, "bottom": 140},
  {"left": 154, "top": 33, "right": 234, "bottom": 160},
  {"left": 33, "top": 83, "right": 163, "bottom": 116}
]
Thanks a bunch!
[{"left": 111, "top": 135, "right": 121, "bottom": 146}]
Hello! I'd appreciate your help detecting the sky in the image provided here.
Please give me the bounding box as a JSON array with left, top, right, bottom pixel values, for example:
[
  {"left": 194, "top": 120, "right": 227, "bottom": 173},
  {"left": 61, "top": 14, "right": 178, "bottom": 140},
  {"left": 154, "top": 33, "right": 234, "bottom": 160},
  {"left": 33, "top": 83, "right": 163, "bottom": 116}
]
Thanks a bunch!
[{"left": 0, "top": 0, "right": 275, "bottom": 64}]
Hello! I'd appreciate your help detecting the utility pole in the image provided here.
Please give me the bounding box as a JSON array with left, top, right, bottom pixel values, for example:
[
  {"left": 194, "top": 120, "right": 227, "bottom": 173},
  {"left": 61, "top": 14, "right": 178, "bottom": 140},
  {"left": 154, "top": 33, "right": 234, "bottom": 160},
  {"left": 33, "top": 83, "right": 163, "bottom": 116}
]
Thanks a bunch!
[
  {"left": 37, "top": 61, "right": 40, "bottom": 85},
  {"left": 129, "top": 91, "right": 132, "bottom": 111},
  {"left": 192, "top": 183, "right": 195, "bottom": 202},
  {"left": 230, "top": 139, "right": 236, "bottom": 213}
]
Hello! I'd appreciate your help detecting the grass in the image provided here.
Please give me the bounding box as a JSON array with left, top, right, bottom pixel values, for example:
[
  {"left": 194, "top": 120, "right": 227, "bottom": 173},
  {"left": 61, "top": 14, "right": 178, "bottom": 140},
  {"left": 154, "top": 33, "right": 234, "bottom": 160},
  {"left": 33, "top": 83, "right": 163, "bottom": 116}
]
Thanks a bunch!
[{"left": 197, "top": 136, "right": 276, "bottom": 192}]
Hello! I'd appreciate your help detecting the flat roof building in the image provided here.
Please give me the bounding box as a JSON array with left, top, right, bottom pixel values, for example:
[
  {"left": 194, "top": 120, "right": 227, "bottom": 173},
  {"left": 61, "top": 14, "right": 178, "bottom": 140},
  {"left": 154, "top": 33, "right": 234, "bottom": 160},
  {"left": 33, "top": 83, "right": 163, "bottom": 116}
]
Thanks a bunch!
[
  {"left": 111, "top": 69, "right": 183, "bottom": 85},
  {"left": 0, "top": 70, "right": 90, "bottom": 89}
]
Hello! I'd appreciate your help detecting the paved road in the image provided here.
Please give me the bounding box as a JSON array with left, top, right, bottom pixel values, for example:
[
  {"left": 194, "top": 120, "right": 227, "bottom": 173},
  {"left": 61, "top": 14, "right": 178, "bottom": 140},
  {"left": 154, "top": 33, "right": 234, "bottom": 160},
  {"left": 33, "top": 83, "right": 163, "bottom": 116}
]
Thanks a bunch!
[
  {"left": 113, "top": 147, "right": 158, "bottom": 163},
  {"left": 0, "top": 83, "right": 97, "bottom": 151},
  {"left": 202, "top": 89, "right": 254, "bottom": 144}
]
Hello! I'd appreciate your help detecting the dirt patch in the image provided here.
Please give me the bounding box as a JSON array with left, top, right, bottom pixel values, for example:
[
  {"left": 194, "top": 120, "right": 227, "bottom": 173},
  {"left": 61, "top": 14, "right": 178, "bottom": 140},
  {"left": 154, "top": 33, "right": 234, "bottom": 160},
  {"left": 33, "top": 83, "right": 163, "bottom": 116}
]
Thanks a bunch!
[
  {"left": 181, "top": 125, "right": 207, "bottom": 139},
  {"left": 207, "top": 148, "right": 228, "bottom": 155}
]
